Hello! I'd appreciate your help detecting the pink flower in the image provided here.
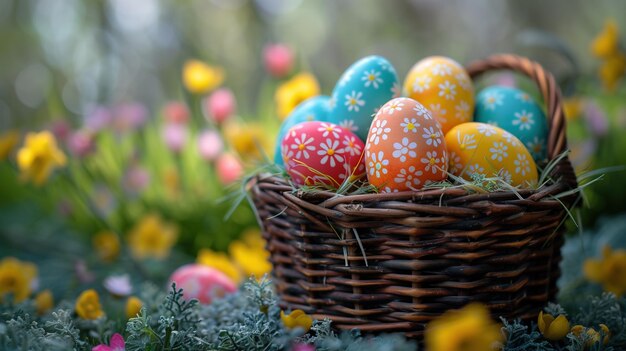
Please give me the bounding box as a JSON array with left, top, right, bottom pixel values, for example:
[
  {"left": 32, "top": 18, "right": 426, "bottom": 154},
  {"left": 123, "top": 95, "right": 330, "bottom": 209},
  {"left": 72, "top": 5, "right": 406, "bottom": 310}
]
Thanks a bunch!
[
  {"left": 164, "top": 101, "right": 189, "bottom": 124},
  {"left": 263, "top": 43, "right": 294, "bottom": 78},
  {"left": 92, "top": 333, "right": 125, "bottom": 351},
  {"left": 113, "top": 103, "right": 148, "bottom": 132},
  {"left": 216, "top": 153, "right": 243, "bottom": 185},
  {"left": 205, "top": 88, "right": 236, "bottom": 124},
  {"left": 104, "top": 274, "right": 132, "bottom": 297},
  {"left": 162, "top": 123, "right": 188, "bottom": 152},
  {"left": 292, "top": 344, "right": 315, "bottom": 351},
  {"left": 75, "top": 260, "right": 95, "bottom": 284},
  {"left": 67, "top": 130, "right": 95, "bottom": 157},
  {"left": 494, "top": 72, "right": 516, "bottom": 87},
  {"left": 123, "top": 165, "right": 150, "bottom": 195},
  {"left": 85, "top": 106, "right": 113, "bottom": 132},
  {"left": 197, "top": 130, "right": 223, "bottom": 161},
  {"left": 49, "top": 120, "right": 72, "bottom": 142},
  {"left": 583, "top": 100, "right": 609, "bottom": 137}
]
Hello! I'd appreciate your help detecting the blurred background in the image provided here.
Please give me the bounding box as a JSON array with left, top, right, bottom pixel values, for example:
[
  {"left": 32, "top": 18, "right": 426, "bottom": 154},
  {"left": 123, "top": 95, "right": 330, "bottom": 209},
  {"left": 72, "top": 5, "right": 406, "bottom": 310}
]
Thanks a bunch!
[{"left": 0, "top": 0, "right": 625, "bottom": 291}]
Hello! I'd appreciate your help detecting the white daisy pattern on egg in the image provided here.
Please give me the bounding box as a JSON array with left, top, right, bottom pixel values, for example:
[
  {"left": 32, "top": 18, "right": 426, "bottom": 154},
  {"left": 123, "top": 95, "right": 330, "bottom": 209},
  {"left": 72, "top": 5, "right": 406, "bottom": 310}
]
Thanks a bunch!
[
  {"left": 483, "top": 91, "right": 504, "bottom": 110},
  {"left": 318, "top": 122, "right": 342, "bottom": 138},
  {"left": 362, "top": 70, "right": 383, "bottom": 89},
  {"left": 455, "top": 72, "right": 472, "bottom": 91},
  {"left": 369, "top": 151, "right": 389, "bottom": 178},
  {"left": 382, "top": 186, "right": 399, "bottom": 193},
  {"left": 438, "top": 81, "right": 457, "bottom": 100},
  {"left": 421, "top": 150, "right": 441, "bottom": 174},
  {"left": 431, "top": 63, "right": 452, "bottom": 76},
  {"left": 317, "top": 139, "right": 344, "bottom": 167},
  {"left": 477, "top": 123, "right": 497, "bottom": 137},
  {"left": 515, "top": 92, "right": 532, "bottom": 103},
  {"left": 385, "top": 100, "right": 404, "bottom": 114},
  {"left": 392, "top": 137, "right": 418, "bottom": 162},
  {"left": 339, "top": 119, "right": 358, "bottom": 133},
  {"left": 412, "top": 76, "right": 432, "bottom": 93},
  {"left": 413, "top": 104, "right": 431, "bottom": 119},
  {"left": 339, "top": 69, "right": 354, "bottom": 87},
  {"left": 501, "top": 131, "right": 520, "bottom": 146},
  {"left": 429, "top": 104, "right": 447, "bottom": 123},
  {"left": 456, "top": 131, "right": 477, "bottom": 150},
  {"left": 449, "top": 151, "right": 463, "bottom": 173},
  {"left": 467, "top": 163, "right": 485, "bottom": 176},
  {"left": 455, "top": 101, "right": 470, "bottom": 119},
  {"left": 342, "top": 135, "right": 362, "bottom": 157},
  {"left": 369, "top": 119, "right": 391, "bottom": 145},
  {"left": 512, "top": 110, "right": 535, "bottom": 131},
  {"left": 345, "top": 91, "right": 365, "bottom": 112},
  {"left": 514, "top": 153, "right": 531, "bottom": 176},
  {"left": 400, "top": 117, "right": 420, "bottom": 133},
  {"left": 489, "top": 142, "right": 508, "bottom": 162},
  {"left": 526, "top": 137, "right": 544, "bottom": 158},
  {"left": 391, "top": 82, "right": 402, "bottom": 98},
  {"left": 422, "top": 126, "right": 442, "bottom": 147},
  {"left": 291, "top": 133, "right": 316, "bottom": 159},
  {"left": 394, "top": 166, "right": 423, "bottom": 188}
]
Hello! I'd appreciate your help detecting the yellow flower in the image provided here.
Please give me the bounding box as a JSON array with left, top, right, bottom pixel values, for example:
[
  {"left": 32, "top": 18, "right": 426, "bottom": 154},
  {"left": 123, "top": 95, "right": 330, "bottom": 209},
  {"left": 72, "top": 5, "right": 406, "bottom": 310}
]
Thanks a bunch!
[
  {"left": 229, "top": 239, "right": 271, "bottom": 280},
  {"left": 591, "top": 20, "right": 620, "bottom": 59},
  {"left": 126, "top": 296, "right": 143, "bottom": 319},
  {"left": 92, "top": 231, "right": 121, "bottom": 262},
  {"left": 275, "top": 72, "right": 320, "bottom": 120},
  {"left": 0, "top": 257, "right": 37, "bottom": 303},
  {"left": 223, "top": 121, "right": 272, "bottom": 161},
  {"left": 280, "top": 309, "right": 313, "bottom": 332},
  {"left": 425, "top": 303, "right": 503, "bottom": 351},
  {"left": 241, "top": 228, "right": 266, "bottom": 250},
  {"left": 34, "top": 289, "right": 54, "bottom": 315},
  {"left": 17, "top": 131, "right": 66, "bottom": 185},
  {"left": 75, "top": 289, "right": 104, "bottom": 320},
  {"left": 0, "top": 130, "right": 20, "bottom": 160},
  {"left": 128, "top": 214, "right": 178, "bottom": 260},
  {"left": 584, "top": 245, "right": 626, "bottom": 296},
  {"left": 562, "top": 97, "right": 583, "bottom": 122},
  {"left": 599, "top": 53, "right": 626, "bottom": 91},
  {"left": 197, "top": 249, "right": 242, "bottom": 283},
  {"left": 538, "top": 311, "right": 569, "bottom": 341},
  {"left": 183, "top": 59, "right": 224, "bottom": 94},
  {"left": 571, "top": 324, "right": 610, "bottom": 347}
]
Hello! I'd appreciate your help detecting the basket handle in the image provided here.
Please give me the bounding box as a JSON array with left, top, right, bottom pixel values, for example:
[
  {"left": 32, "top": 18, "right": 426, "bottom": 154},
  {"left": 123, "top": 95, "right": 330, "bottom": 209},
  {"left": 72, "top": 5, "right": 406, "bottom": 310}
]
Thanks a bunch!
[{"left": 465, "top": 54, "right": 578, "bottom": 191}]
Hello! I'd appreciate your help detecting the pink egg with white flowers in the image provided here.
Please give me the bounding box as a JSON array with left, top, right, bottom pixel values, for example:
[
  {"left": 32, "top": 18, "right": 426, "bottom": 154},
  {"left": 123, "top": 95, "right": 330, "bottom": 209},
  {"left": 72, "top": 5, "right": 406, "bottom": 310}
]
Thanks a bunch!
[
  {"left": 169, "top": 264, "right": 237, "bottom": 304},
  {"left": 281, "top": 121, "right": 365, "bottom": 188}
]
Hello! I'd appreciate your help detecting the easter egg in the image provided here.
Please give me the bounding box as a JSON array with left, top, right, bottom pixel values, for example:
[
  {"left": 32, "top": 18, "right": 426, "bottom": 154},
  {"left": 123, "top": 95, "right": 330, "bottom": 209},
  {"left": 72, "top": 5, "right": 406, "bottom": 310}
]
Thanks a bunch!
[
  {"left": 281, "top": 121, "right": 365, "bottom": 188},
  {"left": 445, "top": 122, "right": 538, "bottom": 188},
  {"left": 169, "top": 264, "right": 237, "bottom": 304},
  {"left": 365, "top": 97, "right": 448, "bottom": 192},
  {"left": 474, "top": 86, "right": 548, "bottom": 162},
  {"left": 328, "top": 56, "right": 400, "bottom": 141},
  {"left": 403, "top": 56, "right": 474, "bottom": 134},
  {"left": 274, "top": 96, "right": 331, "bottom": 166}
]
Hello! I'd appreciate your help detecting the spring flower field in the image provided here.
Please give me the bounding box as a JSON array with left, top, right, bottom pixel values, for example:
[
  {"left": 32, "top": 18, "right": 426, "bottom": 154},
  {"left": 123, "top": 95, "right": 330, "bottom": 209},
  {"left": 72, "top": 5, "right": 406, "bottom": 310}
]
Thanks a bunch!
[{"left": 1, "top": 1, "right": 626, "bottom": 350}]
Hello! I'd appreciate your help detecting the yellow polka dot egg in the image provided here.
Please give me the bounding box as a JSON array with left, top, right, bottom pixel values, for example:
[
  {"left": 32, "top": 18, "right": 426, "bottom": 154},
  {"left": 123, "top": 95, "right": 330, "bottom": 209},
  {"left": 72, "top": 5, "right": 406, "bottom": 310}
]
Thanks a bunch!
[
  {"left": 445, "top": 122, "right": 538, "bottom": 188},
  {"left": 403, "top": 56, "right": 474, "bottom": 134}
]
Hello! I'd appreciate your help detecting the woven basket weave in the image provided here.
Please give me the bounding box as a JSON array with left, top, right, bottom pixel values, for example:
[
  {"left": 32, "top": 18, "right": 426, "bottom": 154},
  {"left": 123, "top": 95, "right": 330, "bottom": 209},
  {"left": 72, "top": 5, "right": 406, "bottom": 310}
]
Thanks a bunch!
[{"left": 250, "top": 54, "right": 578, "bottom": 338}]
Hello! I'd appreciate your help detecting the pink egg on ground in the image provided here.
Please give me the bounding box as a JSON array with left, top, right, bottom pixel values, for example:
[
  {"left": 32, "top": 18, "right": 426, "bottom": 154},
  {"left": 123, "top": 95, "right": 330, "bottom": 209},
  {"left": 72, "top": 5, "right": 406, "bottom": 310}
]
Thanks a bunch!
[
  {"left": 169, "top": 264, "right": 237, "bottom": 304},
  {"left": 281, "top": 121, "right": 365, "bottom": 188}
]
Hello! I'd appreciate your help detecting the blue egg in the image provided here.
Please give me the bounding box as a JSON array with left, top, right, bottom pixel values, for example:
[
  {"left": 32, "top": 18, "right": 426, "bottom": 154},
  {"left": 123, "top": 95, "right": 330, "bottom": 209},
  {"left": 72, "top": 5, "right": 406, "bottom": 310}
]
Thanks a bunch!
[
  {"left": 274, "top": 95, "right": 331, "bottom": 166},
  {"left": 328, "top": 56, "right": 399, "bottom": 141},
  {"left": 474, "top": 86, "right": 548, "bottom": 162}
]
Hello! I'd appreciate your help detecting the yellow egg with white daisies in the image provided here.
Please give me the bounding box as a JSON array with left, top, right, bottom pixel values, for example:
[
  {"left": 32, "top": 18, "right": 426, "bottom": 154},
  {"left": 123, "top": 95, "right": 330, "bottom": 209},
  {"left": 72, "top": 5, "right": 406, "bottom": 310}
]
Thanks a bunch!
[
  {"left": 403, "top": 56, "right": 474, "bottom": 134},
  {"left": 445, "top": 122, "right": 538, "bottom": 188}
]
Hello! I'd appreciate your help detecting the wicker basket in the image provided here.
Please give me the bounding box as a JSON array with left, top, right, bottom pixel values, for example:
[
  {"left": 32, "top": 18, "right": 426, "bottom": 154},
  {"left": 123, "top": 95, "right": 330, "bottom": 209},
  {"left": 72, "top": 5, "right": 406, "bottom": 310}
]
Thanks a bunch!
[{"left": 249, "top": 54, "right": 579, "bottom": 338}]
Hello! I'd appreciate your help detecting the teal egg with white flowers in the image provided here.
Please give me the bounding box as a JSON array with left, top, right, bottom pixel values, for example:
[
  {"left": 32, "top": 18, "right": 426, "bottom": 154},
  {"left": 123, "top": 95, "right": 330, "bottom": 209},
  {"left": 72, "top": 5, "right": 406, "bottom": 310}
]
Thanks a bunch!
[
  {"left": 474, "top": 85, "right": 548, "bottom": 162},
  {"left": 274, "top": 95, "right": 331, "bottom": 166},
  {"left": 328, "top": 55, "right": 400, "bottom": 141}
]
